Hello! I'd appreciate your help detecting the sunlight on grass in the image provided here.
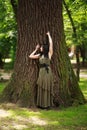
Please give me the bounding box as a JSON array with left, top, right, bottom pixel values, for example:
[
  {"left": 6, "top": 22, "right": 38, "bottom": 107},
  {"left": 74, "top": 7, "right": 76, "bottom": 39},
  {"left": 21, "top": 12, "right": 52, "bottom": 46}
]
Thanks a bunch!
[
  {"left": 39, "top": 105, "right": 87, "bottom": 126},
  {"left": 0, "top": 77, "right": 87, "bottom": 130},
  {"left": 0, "top": 103, "right": 87, "bottom": 130},
  {"left": 0, "top": 109, "right": 11, "bottom": 117},
  {"left": 29, "top": 116, "right": 47, "bottom": 125},
  {"left": 79, "top": 78, "right": 87, "bottom": 99},
  {"left": 9, "top": 109, "right": 47, "bottom": 126},
  {"left": 0, "top": 104, "right": 48, "bottom": 130},
  {"left": 9, "top": 108, "right": 41, "bottom": 117},
  {"left": 13, "top": 125, "right": 27, "bottom": 130}
]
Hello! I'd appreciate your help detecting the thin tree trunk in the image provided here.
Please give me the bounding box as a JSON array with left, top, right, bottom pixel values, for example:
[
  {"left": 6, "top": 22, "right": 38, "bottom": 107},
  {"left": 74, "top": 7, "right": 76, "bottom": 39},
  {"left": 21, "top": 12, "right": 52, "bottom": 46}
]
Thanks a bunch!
[
  {"left": 63, "top": 0, "right": 80, "bottom": 81},
  {"left": 0, "top": 53, "right": 3, "bottom": 69}
]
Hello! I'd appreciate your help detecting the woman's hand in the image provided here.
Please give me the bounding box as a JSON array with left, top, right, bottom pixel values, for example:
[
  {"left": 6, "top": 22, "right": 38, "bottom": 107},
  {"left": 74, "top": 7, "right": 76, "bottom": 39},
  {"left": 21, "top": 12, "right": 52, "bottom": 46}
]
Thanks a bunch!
[
  {"left": 35, "top": 44, "right": 40, "bottom": 51},
  {"left": 29, "top": 44, "right": 40, "bottom": 59},
  {"left": 46, "top": 31, "right": 50, "bottom": 36}
]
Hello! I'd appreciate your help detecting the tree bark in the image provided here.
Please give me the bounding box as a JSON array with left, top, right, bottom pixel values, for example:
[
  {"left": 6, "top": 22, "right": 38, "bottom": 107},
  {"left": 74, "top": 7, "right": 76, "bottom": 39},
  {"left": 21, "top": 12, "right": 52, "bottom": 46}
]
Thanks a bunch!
[{"left": 1, "top": 0, "right": 85, "bottom": 107}]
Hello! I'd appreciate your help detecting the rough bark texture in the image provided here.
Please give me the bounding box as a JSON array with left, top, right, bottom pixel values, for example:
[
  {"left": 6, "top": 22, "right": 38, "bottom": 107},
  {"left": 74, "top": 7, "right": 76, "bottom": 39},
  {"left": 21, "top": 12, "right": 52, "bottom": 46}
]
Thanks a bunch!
[{"left": 1, "top": 0, "right": 85, "bottom": 107}]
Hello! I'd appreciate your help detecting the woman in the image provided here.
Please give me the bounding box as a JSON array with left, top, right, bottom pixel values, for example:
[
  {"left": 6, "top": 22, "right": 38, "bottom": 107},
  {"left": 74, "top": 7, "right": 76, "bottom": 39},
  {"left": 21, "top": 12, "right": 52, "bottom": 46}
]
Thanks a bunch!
[{"left": 29, "top": 31, "right": 54, "bottom": 109}]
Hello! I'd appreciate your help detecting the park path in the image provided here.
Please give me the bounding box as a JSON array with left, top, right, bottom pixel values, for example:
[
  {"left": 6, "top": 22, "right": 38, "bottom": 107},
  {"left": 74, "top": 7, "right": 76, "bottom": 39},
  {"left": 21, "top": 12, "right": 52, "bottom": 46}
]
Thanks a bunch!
[
  {"left": 80, "top": 69, "right": 87, "bottom": 78},
  {"left": 0, "top": 69, "right": 12, "bottom": 81}
]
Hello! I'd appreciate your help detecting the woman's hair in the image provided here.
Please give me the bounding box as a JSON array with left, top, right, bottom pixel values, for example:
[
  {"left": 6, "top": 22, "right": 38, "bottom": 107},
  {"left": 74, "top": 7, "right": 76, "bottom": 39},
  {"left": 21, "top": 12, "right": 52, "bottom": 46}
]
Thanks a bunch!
[{"left": 40, "top": 35, "right": 49, "bottom": 58}]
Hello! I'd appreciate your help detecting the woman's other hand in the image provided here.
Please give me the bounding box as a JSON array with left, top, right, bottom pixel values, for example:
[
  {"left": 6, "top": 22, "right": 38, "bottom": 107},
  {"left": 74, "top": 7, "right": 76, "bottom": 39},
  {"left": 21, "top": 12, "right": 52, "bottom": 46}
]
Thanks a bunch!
[{"left": 46, "top": 31, "right": 50, "bottom": 35}]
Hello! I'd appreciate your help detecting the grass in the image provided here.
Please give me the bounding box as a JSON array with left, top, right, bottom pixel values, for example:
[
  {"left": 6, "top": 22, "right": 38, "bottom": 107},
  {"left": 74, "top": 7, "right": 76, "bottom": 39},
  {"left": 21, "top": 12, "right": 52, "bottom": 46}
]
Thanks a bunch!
[
  {"left": 79, "top": 78, "right": 87, "bottom": 99},
  {"left": 0, "top": 78, "right": 87, "bottom": 130},
  {"left": 0, "top": 102, "right": 87, "bottom": 130}
]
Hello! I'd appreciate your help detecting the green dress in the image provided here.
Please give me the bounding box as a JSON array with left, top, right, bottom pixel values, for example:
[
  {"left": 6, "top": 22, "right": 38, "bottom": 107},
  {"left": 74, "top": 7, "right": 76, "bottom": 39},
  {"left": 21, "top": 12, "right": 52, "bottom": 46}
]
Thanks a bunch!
[{"left": 37, "top": 57, "right": 54, "bottom": 108}]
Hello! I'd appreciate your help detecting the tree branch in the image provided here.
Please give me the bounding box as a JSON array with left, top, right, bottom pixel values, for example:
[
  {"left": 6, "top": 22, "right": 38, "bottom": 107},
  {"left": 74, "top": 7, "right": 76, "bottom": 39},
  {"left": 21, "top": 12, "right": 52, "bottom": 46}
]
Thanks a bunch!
[
  {"left": 63, "top": 0, "right": 76, "bottom": 36},
  {"left": 63, "top": 0, "right": 80, "bottom": 81}
]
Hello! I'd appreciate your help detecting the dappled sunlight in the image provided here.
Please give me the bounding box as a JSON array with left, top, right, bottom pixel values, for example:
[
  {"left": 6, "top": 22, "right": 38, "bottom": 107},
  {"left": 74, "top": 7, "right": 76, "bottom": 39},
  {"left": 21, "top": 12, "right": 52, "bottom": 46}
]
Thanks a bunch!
[
  {"left": 79, "top": 78, "right": 87, "bottom": 83},
  {"left": 10, "top": 123, "right": 28, "bottom": 130},
  {"left": 4, "top": 58, "right": 12, "bottom": 63},
  {"left": 0, "top": 103, "right": 87, "bottom": 130},
  {"left": 0, "top": 103, "right": 48, "bottom": 130},
  {"left": 29, "top": 116, "right": 47, "bottom": 125},
  {"left": 83, "top": 90, "right": 87, "bottom": 94},
  {"left": 80, "top": 74, "right": 87, "bottom": 78},
  {"left": 16, "top": 115, "right": 47, "bottom": 126},
  {"left": 80, "top": 69, "right": 87, "bottom": 79},
  {"left": 0, "top": 124, "right": 28, "bottom": 130},
  {"left": 0, "top": 109, "right": 11, "bottom": 117},
  {"left": 79, "top": 78, "right": 87, "bottom": 99},
  {"left": 83, "top": 91, "right": 87, "bottom": 99},
  {"left": 0, "top": 112, "right": 48, "bottom": 130}
]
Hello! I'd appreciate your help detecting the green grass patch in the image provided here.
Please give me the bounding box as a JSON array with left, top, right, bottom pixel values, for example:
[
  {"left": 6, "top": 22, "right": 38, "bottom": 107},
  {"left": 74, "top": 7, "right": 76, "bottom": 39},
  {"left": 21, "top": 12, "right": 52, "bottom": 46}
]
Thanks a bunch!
[
  {"left": 0, "top": 103, "right": 87, "bottom": 130},
  {"left": 79, "top": 78, "right": 87, "bottom": 99},
  {"left": 0, "top": 78, "right": 87, "bottom": 130}
]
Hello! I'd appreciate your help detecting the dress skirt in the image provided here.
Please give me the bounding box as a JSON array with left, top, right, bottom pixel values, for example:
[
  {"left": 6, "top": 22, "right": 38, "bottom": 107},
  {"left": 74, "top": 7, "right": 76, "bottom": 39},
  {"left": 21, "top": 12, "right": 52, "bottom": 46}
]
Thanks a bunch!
[{"left": 37, "top": 58, "right": 54, "bottom": 108}]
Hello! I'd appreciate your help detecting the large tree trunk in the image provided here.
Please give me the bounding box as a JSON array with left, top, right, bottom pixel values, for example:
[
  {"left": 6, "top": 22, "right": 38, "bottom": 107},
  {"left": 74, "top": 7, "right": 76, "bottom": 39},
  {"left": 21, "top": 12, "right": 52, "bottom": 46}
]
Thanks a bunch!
[{"left": 1, "top": 0, "right": 85, "bottom": 107}]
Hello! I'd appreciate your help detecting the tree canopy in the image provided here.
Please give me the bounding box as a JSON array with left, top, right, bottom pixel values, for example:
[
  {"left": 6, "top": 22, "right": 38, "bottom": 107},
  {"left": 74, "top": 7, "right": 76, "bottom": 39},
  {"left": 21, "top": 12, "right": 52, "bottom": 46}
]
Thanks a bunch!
[
  {"left": 0, "top": 0, "right": 17, "bottom": 67},
  {"left": 63, "top": 0, "right": 87, "bottom": 47}
]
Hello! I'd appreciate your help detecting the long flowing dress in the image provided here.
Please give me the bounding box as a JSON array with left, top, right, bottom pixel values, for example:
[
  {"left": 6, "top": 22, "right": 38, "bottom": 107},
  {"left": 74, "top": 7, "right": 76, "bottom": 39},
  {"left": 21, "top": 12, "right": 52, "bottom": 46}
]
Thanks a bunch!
[{"left": 37, "top": 57, "right": 54, "bottom": 108}]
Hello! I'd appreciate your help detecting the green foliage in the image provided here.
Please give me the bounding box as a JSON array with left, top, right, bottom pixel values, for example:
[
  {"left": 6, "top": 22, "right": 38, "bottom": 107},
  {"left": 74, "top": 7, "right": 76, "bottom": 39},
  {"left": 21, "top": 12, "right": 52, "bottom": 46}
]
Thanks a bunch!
[
  {"left": 0, "top": 0, "right": 17, "bottom": 67},
  {"left": 63, "top": 0, "right": 87, "bottom": 48}
]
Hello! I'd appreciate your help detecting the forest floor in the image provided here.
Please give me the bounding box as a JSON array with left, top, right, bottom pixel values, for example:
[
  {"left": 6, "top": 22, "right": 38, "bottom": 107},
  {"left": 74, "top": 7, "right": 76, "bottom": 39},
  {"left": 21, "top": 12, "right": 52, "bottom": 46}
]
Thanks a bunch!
[{"left": 0, "top": 61, "right": 87, "bottom": 130}]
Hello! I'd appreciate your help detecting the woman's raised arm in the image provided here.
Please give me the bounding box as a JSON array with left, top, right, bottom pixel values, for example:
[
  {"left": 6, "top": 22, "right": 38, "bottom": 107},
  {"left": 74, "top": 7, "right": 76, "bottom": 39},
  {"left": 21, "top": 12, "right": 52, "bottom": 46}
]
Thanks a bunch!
[
  {"left": 29, "top": 44, "right": 40, "bottom": 59},
  {"left": 47, "top": 32, "right": 53, "bottom": 58}
]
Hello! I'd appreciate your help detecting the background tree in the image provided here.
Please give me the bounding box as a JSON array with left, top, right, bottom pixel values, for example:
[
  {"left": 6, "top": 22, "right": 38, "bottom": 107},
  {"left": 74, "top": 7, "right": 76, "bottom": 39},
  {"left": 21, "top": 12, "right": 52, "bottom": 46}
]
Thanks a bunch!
[
  {"left": 1, "top": 0, "right": 85, "bottom": 107},
  {"left": 63, "top": 0, "right": 87, "bottom": 80},
  {"left": 63, "top": 0, "right": 80, "bottom": 81}
]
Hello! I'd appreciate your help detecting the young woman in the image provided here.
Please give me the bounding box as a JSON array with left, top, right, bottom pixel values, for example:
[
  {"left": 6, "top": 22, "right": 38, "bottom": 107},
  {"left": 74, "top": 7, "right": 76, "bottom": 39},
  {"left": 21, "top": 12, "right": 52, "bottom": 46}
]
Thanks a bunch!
[{"left": 29, "top": 31, "right": 54, "bottom": 109}]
